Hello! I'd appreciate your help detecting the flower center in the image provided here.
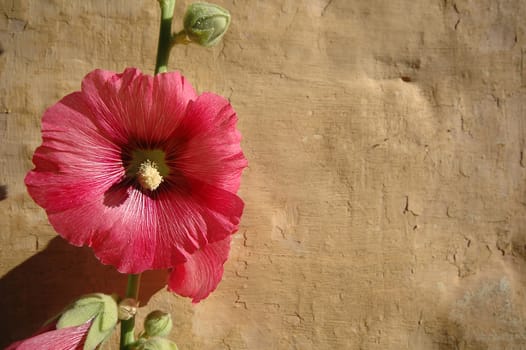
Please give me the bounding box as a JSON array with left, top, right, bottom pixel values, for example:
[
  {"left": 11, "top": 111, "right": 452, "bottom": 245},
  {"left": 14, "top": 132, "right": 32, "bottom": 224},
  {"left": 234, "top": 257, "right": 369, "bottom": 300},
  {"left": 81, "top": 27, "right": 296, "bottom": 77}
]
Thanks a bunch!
[
  {"left": 126, "top": 149, "right": 169, "bottom": 191},
  {"left": 137, "top": 159, "right": 163, "bottom": 191}
]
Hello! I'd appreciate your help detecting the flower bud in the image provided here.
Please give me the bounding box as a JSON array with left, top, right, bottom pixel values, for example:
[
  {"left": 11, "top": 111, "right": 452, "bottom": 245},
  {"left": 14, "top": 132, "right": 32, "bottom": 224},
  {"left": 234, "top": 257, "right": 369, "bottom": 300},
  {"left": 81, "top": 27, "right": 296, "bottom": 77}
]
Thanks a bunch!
[
  {"left": 118, "top": 298, "right": 139, "bottom": 320},
  {"left": 143, "top": 310, "right": 173, "bottom": 338},
  {"left": 135, "top": 337, "right": 179, "bottom": 350},
  {"left": 56, "top": 293, "right": 119, "bottom": 350},
  {"left": 183, "top": 2, "right": 231, "bottom": 47}
]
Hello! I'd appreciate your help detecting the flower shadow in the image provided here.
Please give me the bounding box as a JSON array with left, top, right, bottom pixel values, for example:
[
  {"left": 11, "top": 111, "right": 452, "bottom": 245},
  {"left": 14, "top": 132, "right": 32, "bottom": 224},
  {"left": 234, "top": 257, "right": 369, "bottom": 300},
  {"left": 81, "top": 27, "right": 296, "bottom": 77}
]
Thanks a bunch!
[
  {"left": 103, "top": 181, "right": 130, "bottom": 207},
  {"left": 0, "top": 236, "right": 168, "bottom": 348}
]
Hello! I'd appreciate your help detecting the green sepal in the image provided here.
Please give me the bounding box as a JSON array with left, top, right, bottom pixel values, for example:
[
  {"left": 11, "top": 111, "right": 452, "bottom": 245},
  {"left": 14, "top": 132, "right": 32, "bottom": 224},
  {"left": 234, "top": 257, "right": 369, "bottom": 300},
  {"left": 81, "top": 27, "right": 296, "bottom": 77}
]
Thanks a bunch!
[
  {"left": 54, "top": 293, "right": 118, "bottom": 350},
  {"left": 84, "top": 293, "right": 118, "bottom": 350},
  {"left": 57, "top": 293, "right": 117, "bottom": 330},
  {"left": 98, "top": 294, "right": 119, "bottom": 331},
  {"left": 83, "top": 314, "right": 114, "bottom": 350},
  {"left": 57, "top": 298, "right": 102, "bottom": 329},
  {"left": 44, "top": 294, "right": 103, "bottom": 329}
]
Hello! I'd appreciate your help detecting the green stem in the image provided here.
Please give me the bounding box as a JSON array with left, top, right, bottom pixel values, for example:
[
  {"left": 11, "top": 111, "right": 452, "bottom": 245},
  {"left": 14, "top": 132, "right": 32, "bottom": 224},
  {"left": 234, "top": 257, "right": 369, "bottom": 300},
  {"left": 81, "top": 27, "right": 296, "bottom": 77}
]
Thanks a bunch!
[
  {"left": 120, "top": 274, "right": 141, "bottom": 350},
  {"left": 155, "top": 0, "right": 176, "bottom": 74}
]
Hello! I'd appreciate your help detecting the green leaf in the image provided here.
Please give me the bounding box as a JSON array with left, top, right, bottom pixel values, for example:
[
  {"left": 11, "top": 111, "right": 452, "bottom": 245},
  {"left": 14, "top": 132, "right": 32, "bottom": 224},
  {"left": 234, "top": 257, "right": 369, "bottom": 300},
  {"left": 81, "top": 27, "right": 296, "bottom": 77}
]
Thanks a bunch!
[{"left": 98, "top": 294, "right": 118, "bottom": 331}]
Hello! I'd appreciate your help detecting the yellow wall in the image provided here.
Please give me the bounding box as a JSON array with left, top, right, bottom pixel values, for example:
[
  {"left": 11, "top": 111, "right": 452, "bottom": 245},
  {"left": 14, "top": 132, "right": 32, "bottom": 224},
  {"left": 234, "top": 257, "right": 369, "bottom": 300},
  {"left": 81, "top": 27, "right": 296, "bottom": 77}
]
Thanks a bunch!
[{"left": 1, "top": 0, "right": 526, "bottom": 348}]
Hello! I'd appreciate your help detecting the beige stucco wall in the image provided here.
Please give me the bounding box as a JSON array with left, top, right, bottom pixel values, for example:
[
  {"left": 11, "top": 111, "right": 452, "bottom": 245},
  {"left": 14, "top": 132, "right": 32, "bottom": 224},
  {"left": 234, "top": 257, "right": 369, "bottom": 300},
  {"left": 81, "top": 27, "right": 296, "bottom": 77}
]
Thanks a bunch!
[{"left": 1, "top": 0, "right": 526, "bottom": 349}]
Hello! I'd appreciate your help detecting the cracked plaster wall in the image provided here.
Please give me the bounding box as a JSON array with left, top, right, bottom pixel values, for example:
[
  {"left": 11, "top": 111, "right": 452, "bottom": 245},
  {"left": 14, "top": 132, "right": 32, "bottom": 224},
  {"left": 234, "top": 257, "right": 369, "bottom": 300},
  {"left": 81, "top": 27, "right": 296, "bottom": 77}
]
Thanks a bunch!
[{"left": 1, "top": 0, "right": 526, "bottom": 349}]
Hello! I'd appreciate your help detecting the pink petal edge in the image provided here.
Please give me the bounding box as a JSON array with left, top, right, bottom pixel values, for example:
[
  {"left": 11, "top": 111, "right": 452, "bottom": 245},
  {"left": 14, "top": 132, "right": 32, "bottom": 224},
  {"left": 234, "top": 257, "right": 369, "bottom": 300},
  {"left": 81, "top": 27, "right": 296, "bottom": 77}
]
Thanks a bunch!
[
  {"left": 5, "top": 321, "right": 91, "bottom": 350},
  {"left": 168, "top": 236, "right": 232, "bottom": 303}
]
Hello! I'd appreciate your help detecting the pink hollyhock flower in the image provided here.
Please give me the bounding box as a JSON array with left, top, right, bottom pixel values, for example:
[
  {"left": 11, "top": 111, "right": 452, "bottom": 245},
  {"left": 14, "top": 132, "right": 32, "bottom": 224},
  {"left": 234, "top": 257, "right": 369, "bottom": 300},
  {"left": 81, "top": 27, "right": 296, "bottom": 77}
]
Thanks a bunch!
[
  {"left": 5, "top": 321, "right": 91, "bottom": 350},
  {"left": 25, "top": 68, "right": 247, "bottom": 302}
]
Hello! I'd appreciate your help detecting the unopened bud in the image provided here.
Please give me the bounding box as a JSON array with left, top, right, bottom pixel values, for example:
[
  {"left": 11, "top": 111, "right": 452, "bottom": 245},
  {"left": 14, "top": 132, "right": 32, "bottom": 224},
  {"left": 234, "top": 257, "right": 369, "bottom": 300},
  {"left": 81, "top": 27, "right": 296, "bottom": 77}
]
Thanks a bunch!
[
  {"left": 183, "top": 2, "right": 231, "bottom": 47},
  {"left": 143, "top": 310, "right": 173, "bottom": 338},
  {"left": 118, "top": 298, "right": 139, "bottom": 320}
]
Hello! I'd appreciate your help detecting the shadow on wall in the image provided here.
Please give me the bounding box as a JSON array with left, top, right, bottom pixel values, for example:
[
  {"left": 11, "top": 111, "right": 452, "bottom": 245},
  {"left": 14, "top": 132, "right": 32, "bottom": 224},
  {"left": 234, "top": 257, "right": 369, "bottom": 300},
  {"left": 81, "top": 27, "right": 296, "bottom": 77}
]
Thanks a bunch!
[
  {"left": 0, "top": 185, "right": 7, "bottom": 201},
  {"left": 0, "top": 236, "right": 167, "bottom": 348}
]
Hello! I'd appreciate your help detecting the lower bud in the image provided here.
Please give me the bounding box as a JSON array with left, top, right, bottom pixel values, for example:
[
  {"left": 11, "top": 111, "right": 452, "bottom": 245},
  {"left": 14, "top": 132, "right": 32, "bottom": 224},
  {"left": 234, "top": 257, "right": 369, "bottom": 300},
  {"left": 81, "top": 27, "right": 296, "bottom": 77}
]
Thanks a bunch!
[{"left": 143, "top": 310, "right": 173, "bottom": 338}]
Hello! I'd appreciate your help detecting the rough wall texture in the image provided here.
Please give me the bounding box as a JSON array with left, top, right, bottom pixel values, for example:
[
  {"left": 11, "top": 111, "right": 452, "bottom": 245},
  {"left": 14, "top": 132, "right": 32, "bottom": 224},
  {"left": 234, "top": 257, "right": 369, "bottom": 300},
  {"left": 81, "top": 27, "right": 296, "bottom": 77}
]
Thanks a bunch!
[{"left": 1, "top": 0, "right": 526, "bottom": 349}]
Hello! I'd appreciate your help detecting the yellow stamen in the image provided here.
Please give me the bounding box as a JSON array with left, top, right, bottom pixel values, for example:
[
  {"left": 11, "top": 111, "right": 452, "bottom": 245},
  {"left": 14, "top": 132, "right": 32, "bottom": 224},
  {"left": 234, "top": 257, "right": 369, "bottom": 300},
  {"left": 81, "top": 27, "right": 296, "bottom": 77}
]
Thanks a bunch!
[{"left": 137, "top": 159, "right": 163, "bottom": 191}]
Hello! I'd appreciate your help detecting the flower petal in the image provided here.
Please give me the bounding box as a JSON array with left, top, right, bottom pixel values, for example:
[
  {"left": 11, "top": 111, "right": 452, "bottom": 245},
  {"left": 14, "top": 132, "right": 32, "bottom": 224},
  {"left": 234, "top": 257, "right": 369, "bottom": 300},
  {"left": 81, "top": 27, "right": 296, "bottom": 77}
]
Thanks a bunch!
[
  {"left": 80, "top": 68, "right": 153, "bottom": 146},
  {"left": 149, "top": 71, "right": 198, "bottom": 142},
  {"left": 25, "top": 91, "right": 124, "bottom": 214},
  {"left": 171, "top": 93, "right": 247, "bottom": 193},
  {"left": 168, "top": 236, "right": 232, "bottom": 303},
  {"left": 28, "top": 175, "right": 242, "bottom": 274},
  {"left": 80, "top": 68, "right": 197, "bottom": 147},
  {"left": 36, "top": 186, "right": 181, "bottom": 273},
  {"left": 184, "top": 178, "right": 244, "bottom": 244},
  {"left": 5, "top": 322, "right": 91, "bottom": 350},
  {"left": 86, "top": 180, "right": 243, "bottom": 273}
]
